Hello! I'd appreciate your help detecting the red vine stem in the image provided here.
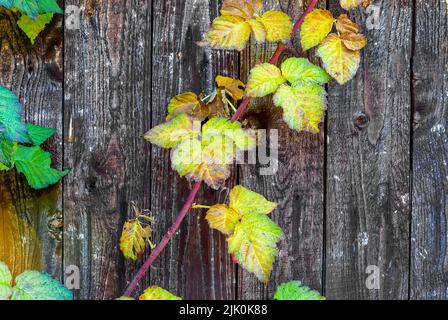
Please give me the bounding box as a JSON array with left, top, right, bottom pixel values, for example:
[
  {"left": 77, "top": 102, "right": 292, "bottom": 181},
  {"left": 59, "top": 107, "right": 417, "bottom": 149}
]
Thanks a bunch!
[{"left": 124, "top": 0, "right": 319, "bottom": 297}]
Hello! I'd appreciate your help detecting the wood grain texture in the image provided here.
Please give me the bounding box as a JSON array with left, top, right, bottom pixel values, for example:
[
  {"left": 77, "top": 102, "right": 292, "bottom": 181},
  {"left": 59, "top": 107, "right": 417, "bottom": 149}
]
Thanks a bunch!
[
  {"left": 0, "top": 8, "right": 63, "bottom": 279},
  {"left": 150, "top": 0, "right": 237, "bottom": 300},
  {"left": 64, "top": 0, "right": 152, "bottom": 299},
  {"left": 237, "top": 0, "right": 326, "bottom": 299},
  {"left": 325, "top": 1, "right": 412, "bottom": 299},
  {"left": 411, "top": 0, "right": 448, "bottom": 300}
]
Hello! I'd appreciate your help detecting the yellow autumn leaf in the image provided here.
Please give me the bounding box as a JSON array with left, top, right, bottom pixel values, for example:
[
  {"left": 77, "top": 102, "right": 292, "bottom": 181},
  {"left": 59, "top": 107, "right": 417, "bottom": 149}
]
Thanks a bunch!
[
  {"left": 246, "top": 63, "right": 285, "bottom": 97},
  {"left": 335, "top": 14, "right": 359, "bottom": 34},
  {"left": 119, "top": 219, "right": 153, "bottom": 261},
  {"left": 229, "top": 185, "right": 277, "bottom": 217},
  {"left": 205, "top": 204, "right": 240, "bottom": 235},
  {"left": 166, "top": 92, "right": 206, "bottom": 121},
  {"left": 247, "top": 19, "right": 266, "bottom": 43},
  {"left": 273, "top": 83, "right": 327, "bottom": 133},
  {"left": 340, "top": 0, "right": 372, "bottom": 10},
  {"left": 340, "top": 32, "right": 367, "bottom": 51},
  {"left": 257, "top": 10, "right": 292, "bottom": 42},
  {"left": 171, "top": 118, "right": 255, "bottom": 189},
  {"left": 144, "top": 113, "right": 200, "bottom": 149},
  {"left": 216, "top": 75, "right": 246, "bottom": 101},
  {"left": 139, "top": 286, "right": 182, "bottom": 300},
  {"left": 227, "top": 213, "right": 283, "bottom": 283},
  {"left": 205, "top": 15, "right": 252, "bottom": 51},
  {"left": 300, "top": 9, "right": 334, "bottom": 51},
  {"left": 220, "top": 0, "right": 263, "bottom": 20},
  {"left": 316, "top": 33, "right": 360, "bottom": 85}
]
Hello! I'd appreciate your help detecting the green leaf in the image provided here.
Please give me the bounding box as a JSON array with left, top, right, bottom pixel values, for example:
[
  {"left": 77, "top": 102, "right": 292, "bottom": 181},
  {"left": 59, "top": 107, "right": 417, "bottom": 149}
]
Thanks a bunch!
[
  {"left": 227, "top": 213, "right": 283, "bottom": 283},
  {"left": 139, "top": 286, "right": 182, "bottom": 300},
  {"left": 229, "top": 185, "right": 277, "bottom": 217},
  {"left": 12, "top": 145, "right": 69, "bottom": 190},
  {"left": 11, "top": 270, "right": 72, "bottom": 300},
  {"left": 25, "top": 123, "right": 55, "bottom": 145},
  {"left": 246, "top": 63, "right": 285, "bottom": 98},
  {"left": 274, "top": 281, "right": 325, "bottom": 300},
  {"left": 0, "top": 85, "right": 29, "bottom": 143},
  {"left": 202, "top": 117, "right": 256, "bottom": 151},
  {"left": 17, "top": 13, "right": 54, "bottom": 44},
  {"left": 37, "top": 0, "right": 63, "bottom": 14},
  {"left": 273, "top": 83, "right": 327, "bottom": 133},
  {"left": 0, "top": 261, "right": 12, "bottom": 300},
  {"left": 281, "top": 57, "right": 331, "bottom": 85},
  {"left": 144, "top": 113, "right": 200, "bottom": 149},
  {"left": 11, "top": 0, "right": 39, "bottom": 19},
  {"left": 0, "top": 138, "right": 14, "bottom": 167},
  {"left": 0, "top": 0, "right": 14, "bottom": 9},
  {"left": 0, "top": 162, "right": 8, "bottom": 171}
]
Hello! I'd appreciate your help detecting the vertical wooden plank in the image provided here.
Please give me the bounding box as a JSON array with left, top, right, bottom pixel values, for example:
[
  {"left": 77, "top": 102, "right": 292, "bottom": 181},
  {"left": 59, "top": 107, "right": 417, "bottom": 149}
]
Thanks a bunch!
[
  {"left": 0, "top": 9, "right": 63, "bottom": 279},
  {"left": 326, "top": 1, "right": 412, "bottom": 299},
  {"left": 150, "top": 0, "right": 237, "bottom": 299},
  {"left": 64, "top": 0, "right": 152, "bottom": 299},
  {"left": 411, "top": 0, "right": 448, "bottom": 300},
  {"left": 238, "top": 0, "right": 326, "bottom": 299}
]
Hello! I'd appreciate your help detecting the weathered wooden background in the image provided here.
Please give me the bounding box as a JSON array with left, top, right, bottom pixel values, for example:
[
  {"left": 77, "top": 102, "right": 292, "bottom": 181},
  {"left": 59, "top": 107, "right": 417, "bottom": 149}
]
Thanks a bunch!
[{"left": 0, "top": 0, "right": 447, "bottom": 300}]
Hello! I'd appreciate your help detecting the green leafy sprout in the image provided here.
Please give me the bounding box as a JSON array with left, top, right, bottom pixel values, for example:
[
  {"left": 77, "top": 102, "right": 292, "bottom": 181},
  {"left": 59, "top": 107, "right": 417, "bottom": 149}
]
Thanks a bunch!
[{"left": 0, "top": 85, "right": 69, "bottom": 189}]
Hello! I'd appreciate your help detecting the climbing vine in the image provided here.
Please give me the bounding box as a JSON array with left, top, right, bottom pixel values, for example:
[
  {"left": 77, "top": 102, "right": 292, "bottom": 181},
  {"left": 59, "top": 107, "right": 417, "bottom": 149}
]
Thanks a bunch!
[{"left": 118, "top": 0, "right": 370, "bottom": 300}]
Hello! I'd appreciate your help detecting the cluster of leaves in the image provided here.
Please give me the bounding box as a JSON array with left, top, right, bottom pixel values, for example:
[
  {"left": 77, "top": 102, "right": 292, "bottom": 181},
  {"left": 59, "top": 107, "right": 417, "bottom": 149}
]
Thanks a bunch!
[
  {"left": 246, "top": 57, "right": 330, "bottom": 133},
  {"left": 119, "top": 286, "right": 182, "bottom": 301},
  {"left": 340, "top": 0, "right": 372, "bottom": 10},
  {"left": 166, "top": 76, "right": 246, "bottom": 121},
  {"left": 204, "top": 185, "right": 282, "bottom": 282},
  {"left": 120, "top": 202, "right": 154, "bottom": 261},
  {"left": 145, "top": 79, "right": 256, "bottom": 189},
  {"left": 0, "top": 85, "right": 68, "bottom": 189},
  {"left": 0, "top": 0, "right": 63, "bottom": 43},
  {"left": 199, "top": 0, "right": 292, "bottom": 51},
  {"left": 301, "top": 9, "right": 367, "bottom": 84},
  {"left": 0, "top": 261, "right": 72, "bottom": 300},
  {"left": 274, "top": 280, "right": 325, "bottom": 300}
]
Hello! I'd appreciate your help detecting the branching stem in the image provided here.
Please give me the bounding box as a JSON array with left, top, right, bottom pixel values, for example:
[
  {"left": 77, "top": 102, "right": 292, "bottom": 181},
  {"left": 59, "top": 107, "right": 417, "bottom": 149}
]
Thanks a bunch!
[{"left": 124, "top": 0, "right": 319, "bottom": 297}]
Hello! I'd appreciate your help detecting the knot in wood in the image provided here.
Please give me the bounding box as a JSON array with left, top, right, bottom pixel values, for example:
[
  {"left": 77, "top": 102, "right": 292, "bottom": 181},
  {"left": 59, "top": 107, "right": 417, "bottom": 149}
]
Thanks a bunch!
[{"left": 353, "top": 111, "right": 370, "bottom": 130}]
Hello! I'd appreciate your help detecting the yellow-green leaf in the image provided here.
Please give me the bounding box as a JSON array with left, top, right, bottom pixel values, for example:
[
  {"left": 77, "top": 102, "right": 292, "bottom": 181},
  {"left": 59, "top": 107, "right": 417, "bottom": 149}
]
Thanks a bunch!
[
  {"left": 17, "top": 13, "right": 54, "bottom": 44},
  {"left": 227, "top": 213, "right": 283, "bottom": 283},
  {"left": 229, "top": 185, "right": 277, "bottom": 217},
  {"left": 139, "top": 286, "right": 182, "bottom": 300},
  {"left": 300, "top": 9, "right": 334, "bottom": 51},
  {"left": 216, "top": 76, "right": 246, "bottom": 101},
  {"left": 340, "top": 0, "right": 372, "bottom": 10},
  {"left": 273, "top": 83, "right": 327, "bottom": 133},
  {"left": 220, "top": 0, "right": 263, "bottom": 20},
  {"left": 246, "top": 63, "right": 285, "bottom": 98},
  {"left": 281, "top": 57, "right": 331, "bottom": 85},
  {"left": 247, "top": 19, "right": 266, "bottom": 43},
  {"left": 116, "top": 296, "right": 135, "bottom": 300},
  {"left": 205, "top": 15, "right": 252, "bottom": 51},
  {"left": 144, "top": 113, "right": 200, "bottom": 149},
  {"left": 0, "top": 261, "right": 12, "bottom": 300},
  {"left": 257, "top": 10, "right": 292, "bottom": 42},
  {"left": 205, "top": 204, "right": 239, "bottom": 235},
  {"left": 340, "top": 32, "right": 367, "bottom": 51},
  {"left": 166, "top": 92, "right": 206, "bottom": 121},
  {"left": 335, "top": 14, "right": 359, "bottom": 34},
  {"left": 316, "top": 33, "right": 360, "bottom": 85},
  {"left": 202, "top": 117, "right": 256, "bottom": 151},
  {"left": 119, "top": 220, "right": 153, "bottom": 261}
]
